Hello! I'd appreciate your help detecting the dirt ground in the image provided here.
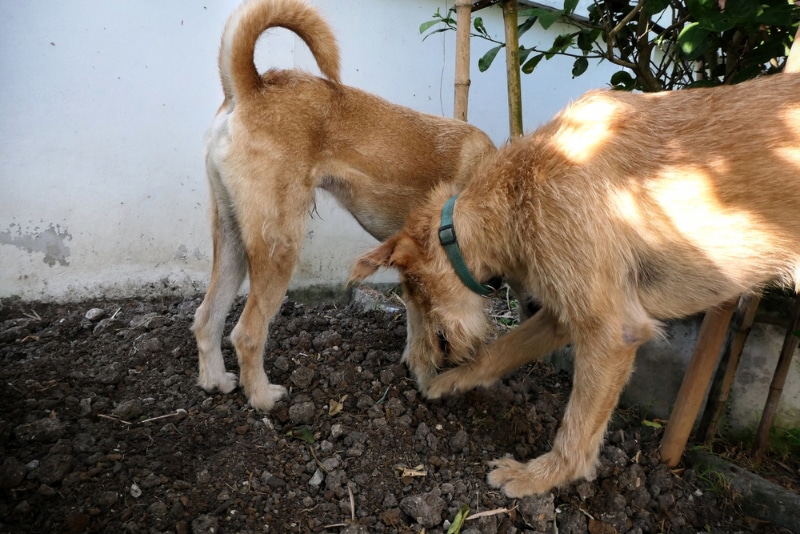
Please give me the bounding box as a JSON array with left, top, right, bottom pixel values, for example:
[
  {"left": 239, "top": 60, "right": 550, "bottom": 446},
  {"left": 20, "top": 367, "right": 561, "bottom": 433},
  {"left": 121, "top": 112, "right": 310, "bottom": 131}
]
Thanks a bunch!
[{"left": 0, "top": 291, "right": 797, "bottom": 533}]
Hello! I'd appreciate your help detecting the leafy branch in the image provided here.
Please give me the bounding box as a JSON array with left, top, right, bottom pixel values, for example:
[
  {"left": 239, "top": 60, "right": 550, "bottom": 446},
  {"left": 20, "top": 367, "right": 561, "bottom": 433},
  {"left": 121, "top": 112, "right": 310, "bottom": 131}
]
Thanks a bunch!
[{"left": 421, "top": 0, "right": 800, "bottom": 92}]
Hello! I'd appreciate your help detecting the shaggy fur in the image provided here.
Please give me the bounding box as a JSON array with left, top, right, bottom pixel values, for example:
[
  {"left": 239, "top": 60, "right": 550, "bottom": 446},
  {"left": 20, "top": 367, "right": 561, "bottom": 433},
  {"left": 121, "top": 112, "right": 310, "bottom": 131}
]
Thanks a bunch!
[
  {"left": 192, "top": 0, "right": 496, "bottom": 411},
  {"left": 350, "top": 72, "right": 800, "bottom": 496}
]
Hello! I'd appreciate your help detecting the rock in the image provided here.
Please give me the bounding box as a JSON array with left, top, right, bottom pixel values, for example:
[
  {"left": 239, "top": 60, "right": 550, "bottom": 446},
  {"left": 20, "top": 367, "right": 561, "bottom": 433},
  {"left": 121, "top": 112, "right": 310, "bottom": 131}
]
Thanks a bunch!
[
  {"left": 308, "top": 468, "right": 324, "bottom": 486},
  {"left": 399, "top": 488, "right": 446, "bottom": 528},
  {"left": 95, "top": 362, "right": 123, "bottom": 385},
  {"left": 84, "top": 308, "right": 106, "bottom": 322},
  {"left": 290, "top": 367, "right": 315, "bottom": 389},
  {"left": 112, "top": 399, "right": 143, "bottom": 420},
  {"left": 191, "top": 514, "right": 219, "bottom": 534},
  {"left": 0, "top": 456, "right": 26, "bottom": 490},
  {"left": 35, "top": 453, "right": 74, "bottom": 485},
  {"left": 518, "top": 493, "right": 555, "bottom": 530},
  {"left": 449, "top": 429, "right": 469, "bottom": 452},
  {"left": 14, "top": 415, "right": 66, "bottom": 443},
  {"left": 289, "top": 401, "right": 315, "bottom": 424},
  {"left": 72, "top": 432, "right": 97, "bottom": 453}
]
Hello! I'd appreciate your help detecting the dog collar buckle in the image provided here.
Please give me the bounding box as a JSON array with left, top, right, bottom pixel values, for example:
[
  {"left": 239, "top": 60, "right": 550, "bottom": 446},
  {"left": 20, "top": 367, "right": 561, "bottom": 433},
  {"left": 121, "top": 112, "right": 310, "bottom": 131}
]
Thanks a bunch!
[
  {"left": 439, "top": 196, "right": 495, "bottom": 297},
  {"left": 438, "top": 224, "right": 457, "bottom": 247}
]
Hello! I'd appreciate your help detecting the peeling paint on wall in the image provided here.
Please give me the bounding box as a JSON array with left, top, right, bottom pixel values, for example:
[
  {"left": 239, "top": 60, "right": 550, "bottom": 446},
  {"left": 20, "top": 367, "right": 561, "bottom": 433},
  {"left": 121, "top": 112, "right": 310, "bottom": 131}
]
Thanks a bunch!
[
  {"left": 174, "top": 245, "right": 206, "bottom": 261},
  {"left": 0, "top": 223, "right": 72, "bottom": 266}
]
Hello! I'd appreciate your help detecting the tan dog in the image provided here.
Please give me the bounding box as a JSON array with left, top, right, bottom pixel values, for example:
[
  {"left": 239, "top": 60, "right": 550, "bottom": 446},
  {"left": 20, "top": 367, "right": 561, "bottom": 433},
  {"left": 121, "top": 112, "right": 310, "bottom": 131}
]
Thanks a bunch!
[
  {"left": 350, "top": 72, "right": 800, "bottom": 496},
  {"left": 192, "top": 0, "right": 496, "bottom": 411}
]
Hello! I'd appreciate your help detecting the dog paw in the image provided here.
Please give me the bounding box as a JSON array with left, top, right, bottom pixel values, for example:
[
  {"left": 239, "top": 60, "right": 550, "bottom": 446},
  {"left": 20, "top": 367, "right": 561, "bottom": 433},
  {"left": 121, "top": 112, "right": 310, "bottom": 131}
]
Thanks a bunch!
[
  {"left": 487, "top": 454, "right": 564, "bottom": 497},
  {"left": 424, "top": 366, "right": 493, "bottom": 399},
  {"left": 198, "top": 371, "right": 239, "bottom": 394},
  {"left": 247, "top": 382, "right": 288, "bottom": 412}
]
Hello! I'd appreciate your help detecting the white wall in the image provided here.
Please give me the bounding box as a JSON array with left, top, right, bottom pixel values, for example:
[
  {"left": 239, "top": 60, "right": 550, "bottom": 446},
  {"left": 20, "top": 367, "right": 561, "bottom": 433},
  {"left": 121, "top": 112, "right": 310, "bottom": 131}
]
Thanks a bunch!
[{"left": 0, "top": 0, "right": 615, "bottom": 301}]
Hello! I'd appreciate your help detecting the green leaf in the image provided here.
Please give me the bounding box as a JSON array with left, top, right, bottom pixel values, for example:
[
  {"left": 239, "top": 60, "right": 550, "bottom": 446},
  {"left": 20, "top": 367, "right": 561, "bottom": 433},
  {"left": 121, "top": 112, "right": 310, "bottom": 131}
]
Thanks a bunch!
[
  {"left": 518, "top": 14, "right": 538, "bottom": 38},
  {"left": 421, "top": 27, "right": 452, "bottom": 42},
  {"left": 287, "top": 426, "right": 315, "bottom": 444},
  {"left": 521, "top": 53, "right": 544, "bottom": 74},
  {"left": 644, "top": 0, "right": 671, "bottom": 17},
  {"left": 419, "top": 19, "right": 441, "bottom": 34},
  {"left": 572, "top": 56, "right": 589, "bottom": 77},
  {"left": 519, "top": 7, "right": 563, "bottom": 30},
  {"left": 793, "top": 329, "right": 800, "bottom": 338},
  {"left": 474, "top": 16, "right": 489, "bottom": 37},
  {"left": 563, "top": 0, "right": 579, "bottom": 15},
  {"left": 609, "top": 70, "right": 635, "bottom": 90},
  {"left": 518, "top": 46, "right": 534, "bottom": 65},
  {"left": 755, "top": 4, "right": 799, "bottom": 27},
  {"left": 577, "top": 29, "right": 597, "bottom": 53},
  {"left": 545, "top": 33, "right": 574, "bottom": 59},
  {"left": 447, "top": 504, "right": 470, "bottom": 534},
  {"left": 678, "top": 22, "right": 711, "bottom": 60},
  {"left": 478, "top": 45, "right": 504, "bottom": 72},
  {"left": 642, "top": 419, "right": 662, "bottom": 429}
]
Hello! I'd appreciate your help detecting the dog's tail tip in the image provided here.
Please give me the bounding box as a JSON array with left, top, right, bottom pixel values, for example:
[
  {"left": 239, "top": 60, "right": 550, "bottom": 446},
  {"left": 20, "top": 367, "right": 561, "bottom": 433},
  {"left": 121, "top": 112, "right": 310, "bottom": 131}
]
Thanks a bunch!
[{"left": 219, "top": 0, "right": 342, "bottom": 102}]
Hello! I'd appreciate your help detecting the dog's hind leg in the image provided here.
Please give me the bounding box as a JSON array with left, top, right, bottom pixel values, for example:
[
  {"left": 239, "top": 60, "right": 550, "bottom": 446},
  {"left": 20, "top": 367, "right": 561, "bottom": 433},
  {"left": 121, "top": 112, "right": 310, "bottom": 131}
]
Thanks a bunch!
[
  {"left": 424, "top": 307, "right": 570, "bottom": 399},
  {"left": 229, "top": 176, "right": 309, "bottom": 411},
  {"left": 193, "top": 182, "right": 247, "bottom": 395}
]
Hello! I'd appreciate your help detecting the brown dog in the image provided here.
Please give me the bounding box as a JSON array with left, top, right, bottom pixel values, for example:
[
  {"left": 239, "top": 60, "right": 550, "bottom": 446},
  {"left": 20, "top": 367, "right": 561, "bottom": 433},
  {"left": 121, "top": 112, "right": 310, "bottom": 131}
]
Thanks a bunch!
[
  {"left": 350, "top": 72, "right": 800, "bottom": 496},
  {"left": 192, "top": 0, "right": 496, "bottom": 411}
]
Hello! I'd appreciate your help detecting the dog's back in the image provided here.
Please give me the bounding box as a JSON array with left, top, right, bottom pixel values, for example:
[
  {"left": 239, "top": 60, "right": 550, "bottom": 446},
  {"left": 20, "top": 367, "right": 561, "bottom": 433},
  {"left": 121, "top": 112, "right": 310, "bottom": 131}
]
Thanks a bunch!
[{"left": 511, "top": 73, "right": 800, "bottom": 319}]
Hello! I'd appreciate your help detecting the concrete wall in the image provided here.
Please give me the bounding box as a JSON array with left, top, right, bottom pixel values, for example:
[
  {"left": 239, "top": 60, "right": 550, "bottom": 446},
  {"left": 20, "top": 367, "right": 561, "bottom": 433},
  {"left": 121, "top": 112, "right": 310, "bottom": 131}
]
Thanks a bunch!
[{"left": 0, "top": 0, "right": 614, "bottom": 301}]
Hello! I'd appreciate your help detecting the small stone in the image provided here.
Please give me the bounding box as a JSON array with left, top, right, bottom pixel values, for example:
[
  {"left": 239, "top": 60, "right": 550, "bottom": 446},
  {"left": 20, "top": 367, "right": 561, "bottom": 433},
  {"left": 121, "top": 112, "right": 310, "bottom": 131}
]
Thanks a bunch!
[
  {"left": 289, "top": 401, "right": 315, "bottom": 424},
  {"left": 0, "top": 457, "right": 26, "bottom": 490},
  {"left": 84, "top": 308, "right": 106, "bottom": 322},
  {"left": 112, "top": 399, "right": 143, "bottom": 421},
  {"left": 309, "top": 468, "right": 324, "bottom": 486},
  {"left": 399, "top": 488, "right": 446, "bottom": 528},
  {"left": 35, "top": 453, "right": 73, "bottom": 485},
  {"left": 196, "top": 470, "right": 211, "bottom": 485},
  {"left": 291, "top": 367, "right": 316, "bottom": 389},
  {"left": 130, "top": 482, "right": 142, "bottom": 498},
  {"left": 449, "top": 429, "right": 469, "bottom": 452},
  {"left": 14, "top": 416, "right": 66, "bottom": 443}
]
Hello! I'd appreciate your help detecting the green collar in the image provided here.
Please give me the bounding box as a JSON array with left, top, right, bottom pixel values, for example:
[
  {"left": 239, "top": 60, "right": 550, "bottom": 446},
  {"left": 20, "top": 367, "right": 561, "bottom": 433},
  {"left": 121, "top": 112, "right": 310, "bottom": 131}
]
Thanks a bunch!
[{"left": 438, "top": 196, "right": 495, "bottom": 296}]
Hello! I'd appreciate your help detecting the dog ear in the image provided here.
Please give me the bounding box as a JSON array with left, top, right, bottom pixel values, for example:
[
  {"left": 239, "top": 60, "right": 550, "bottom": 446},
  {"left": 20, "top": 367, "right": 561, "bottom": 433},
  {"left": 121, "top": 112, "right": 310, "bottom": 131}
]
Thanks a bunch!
[{"left": 348, "top": 233, "right": 419, "bottom": 284}]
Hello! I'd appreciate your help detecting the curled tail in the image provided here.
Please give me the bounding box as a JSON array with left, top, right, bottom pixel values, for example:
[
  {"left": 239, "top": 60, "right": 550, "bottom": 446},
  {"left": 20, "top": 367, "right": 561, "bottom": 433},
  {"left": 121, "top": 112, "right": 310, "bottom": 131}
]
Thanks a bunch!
[{"left": 219, "top": 0, "right": 341, "bottom": 103}]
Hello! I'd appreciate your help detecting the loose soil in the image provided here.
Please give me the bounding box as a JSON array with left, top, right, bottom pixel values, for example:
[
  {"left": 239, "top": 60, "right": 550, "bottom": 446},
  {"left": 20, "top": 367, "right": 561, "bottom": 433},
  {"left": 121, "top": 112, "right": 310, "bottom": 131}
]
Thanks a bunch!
[{"left": 0, "top": 293, "right": 797, "bottom": 533}]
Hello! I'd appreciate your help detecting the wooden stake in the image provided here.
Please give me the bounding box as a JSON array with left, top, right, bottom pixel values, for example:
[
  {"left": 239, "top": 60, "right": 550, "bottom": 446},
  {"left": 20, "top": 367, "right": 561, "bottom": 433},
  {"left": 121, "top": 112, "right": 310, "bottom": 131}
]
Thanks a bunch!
[
  {"left": 752, "top": 292, "right": 800, "bottom": 461},
  {"left": 454, "top": 0, "right": 472, "bottom": 121},
  {"left": 660, "top": 298, "right": 737, "bottom": 467},
  {"left": 502, "top": 0, "right": 523, "bottom": 137},
  {"left": 697, "top": 292, "right": 761, "bottom": 442}
]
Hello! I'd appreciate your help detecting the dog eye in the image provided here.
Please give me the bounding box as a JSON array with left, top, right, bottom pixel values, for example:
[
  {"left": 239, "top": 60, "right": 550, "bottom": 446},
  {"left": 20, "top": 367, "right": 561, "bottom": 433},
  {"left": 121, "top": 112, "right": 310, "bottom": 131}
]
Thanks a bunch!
[{"left": 437, "top": 331, "right": 451, "bottom": 357}]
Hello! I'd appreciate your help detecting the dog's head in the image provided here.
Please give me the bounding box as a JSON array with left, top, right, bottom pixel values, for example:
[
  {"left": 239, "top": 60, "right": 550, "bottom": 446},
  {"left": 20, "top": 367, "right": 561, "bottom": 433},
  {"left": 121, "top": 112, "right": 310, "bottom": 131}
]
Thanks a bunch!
[{"left": 349, "top": 194, "right": 491, "bottom": 393}]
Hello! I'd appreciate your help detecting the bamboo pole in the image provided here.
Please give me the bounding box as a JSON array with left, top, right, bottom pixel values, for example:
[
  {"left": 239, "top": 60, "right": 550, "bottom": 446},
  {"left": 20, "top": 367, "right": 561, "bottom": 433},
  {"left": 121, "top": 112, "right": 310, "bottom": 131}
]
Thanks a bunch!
[
  {"left": 454, "top": 0, "right": 473, "bottom": 121},
  {"left": 660, "top": 298, "right": 737, "bottom": 467},
  {"left": 752, "top": 293, "right": 800, "bottom": 461},
  {"left": 502, "top": 0, "right": 523, "bottom": 138},
  {"left": 697, "top": 292, "right": 761, "bottom": 442}
]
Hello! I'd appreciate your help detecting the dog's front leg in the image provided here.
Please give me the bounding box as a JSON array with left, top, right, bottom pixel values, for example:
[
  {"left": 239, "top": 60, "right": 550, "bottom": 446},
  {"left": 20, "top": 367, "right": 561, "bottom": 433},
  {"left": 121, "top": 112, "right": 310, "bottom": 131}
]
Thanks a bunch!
[
  {"left": 424, "top": 307, "right": 569, "bottom": 399},
  {"left": 488, "top": 333, "right": 639, "bottom": 496}
]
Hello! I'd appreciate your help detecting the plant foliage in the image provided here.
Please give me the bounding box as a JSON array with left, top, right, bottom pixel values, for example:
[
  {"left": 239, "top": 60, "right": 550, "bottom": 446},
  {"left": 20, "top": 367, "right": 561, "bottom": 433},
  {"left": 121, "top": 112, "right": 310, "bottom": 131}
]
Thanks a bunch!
[{"left": 421, "top": 0, "right": 800, "bottom": 91}]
